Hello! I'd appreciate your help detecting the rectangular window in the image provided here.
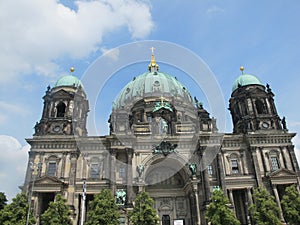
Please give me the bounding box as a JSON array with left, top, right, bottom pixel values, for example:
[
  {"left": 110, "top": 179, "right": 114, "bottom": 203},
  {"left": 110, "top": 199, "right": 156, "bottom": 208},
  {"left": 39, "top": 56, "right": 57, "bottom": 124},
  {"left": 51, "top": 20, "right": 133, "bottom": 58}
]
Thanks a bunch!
[
  {"left": 208, "top": 165, "right": 213, "bottom": 175},
  {"left": 48, "top": 162, "right": 56, "bottom": 176},
  {"left": 90, "top": 163, "right": 99, "bottom": 178},
  {"left": 231, "top": 160, "right": 239, "bottom": 174},
  {"left": 119, "top": 166, "right": 125, "bottom": 179},
  {"left": 271, "top": 156, "right": 280, "bottom": 171}
]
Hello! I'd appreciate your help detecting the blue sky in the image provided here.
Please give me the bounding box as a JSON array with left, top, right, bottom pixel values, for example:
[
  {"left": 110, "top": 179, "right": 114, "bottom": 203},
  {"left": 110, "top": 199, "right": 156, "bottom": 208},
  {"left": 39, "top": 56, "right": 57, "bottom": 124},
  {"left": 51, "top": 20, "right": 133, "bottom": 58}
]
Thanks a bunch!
[{"left": 1, "top": 0, "right": 300, "bottom": 200}]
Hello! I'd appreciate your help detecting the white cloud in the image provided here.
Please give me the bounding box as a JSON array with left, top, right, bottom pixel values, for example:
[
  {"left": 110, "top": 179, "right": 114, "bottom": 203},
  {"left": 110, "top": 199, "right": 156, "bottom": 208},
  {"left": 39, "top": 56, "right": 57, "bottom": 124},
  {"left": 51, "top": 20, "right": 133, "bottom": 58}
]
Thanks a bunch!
[
  {"left": 101, "top": 47, "right": 120, "bottom": 61},
  {"left": 0, "top": 135, "right": 29, "bottom": 201},
  {"left": 0, "top": 101, "right": 29, "bottom": 125},
  {"left": 206, "top": 6, "right": 225, "bottom": 15},
  {"left": 288, "top": 121, "right": 300, "bottom": 127},
  {"left": 0, "top": 0, "right": 154, "bottom": 83}
]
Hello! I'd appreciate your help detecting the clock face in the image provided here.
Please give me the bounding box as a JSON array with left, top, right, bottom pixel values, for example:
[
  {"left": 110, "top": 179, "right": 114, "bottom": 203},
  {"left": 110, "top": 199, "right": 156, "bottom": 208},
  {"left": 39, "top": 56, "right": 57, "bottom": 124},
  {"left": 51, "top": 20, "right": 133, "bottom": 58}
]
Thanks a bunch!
[
  {"left": 262, "top": 122, "right": 269, "bottom": 129},
  {"left": 53, "top": 125, "right": 61, "bottom": 132}
]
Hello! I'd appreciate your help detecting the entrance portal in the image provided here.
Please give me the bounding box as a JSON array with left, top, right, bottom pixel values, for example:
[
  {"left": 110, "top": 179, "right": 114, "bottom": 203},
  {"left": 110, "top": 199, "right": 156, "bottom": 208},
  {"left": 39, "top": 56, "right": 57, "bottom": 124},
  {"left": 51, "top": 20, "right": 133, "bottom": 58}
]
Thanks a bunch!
[
  {"left": 162, "top": 215, "right": 171, "bottom": 225},
  {"left": 145, "top": 158, "right": 192, "bottom": 225}
]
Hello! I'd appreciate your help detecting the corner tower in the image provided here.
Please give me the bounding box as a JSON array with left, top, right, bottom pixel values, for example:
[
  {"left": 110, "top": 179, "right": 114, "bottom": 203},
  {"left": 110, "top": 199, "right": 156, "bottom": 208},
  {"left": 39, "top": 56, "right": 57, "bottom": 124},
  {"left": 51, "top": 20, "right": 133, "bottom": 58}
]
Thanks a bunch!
[
  {"left": 229, "top": 67, "right": 283, "bottom": 133},
  {"left": 34, "top": 68, "right": 89, "bottom": 136}
]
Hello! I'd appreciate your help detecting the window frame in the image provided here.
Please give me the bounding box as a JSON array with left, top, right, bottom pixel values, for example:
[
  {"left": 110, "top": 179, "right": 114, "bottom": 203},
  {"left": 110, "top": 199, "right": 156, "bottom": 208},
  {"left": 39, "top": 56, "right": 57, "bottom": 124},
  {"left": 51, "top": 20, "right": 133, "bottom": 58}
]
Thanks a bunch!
[
  {"left": 90, "top": 163, "right": 100, "bottom": 179},
  {"left": 231, "top": 159, "right": 239, "bottom": 174},
  {"left": 207, "top": 165, "right": 213, "bottom": 176},
  {"left": 270, "top": 156, "right": 280, "bottom": 171},
  {"left": 119, "top": 166, "right": 126, "bottom": 179},
  {"left": 47, "top": 161, "right": 57, "bottom": 176}
]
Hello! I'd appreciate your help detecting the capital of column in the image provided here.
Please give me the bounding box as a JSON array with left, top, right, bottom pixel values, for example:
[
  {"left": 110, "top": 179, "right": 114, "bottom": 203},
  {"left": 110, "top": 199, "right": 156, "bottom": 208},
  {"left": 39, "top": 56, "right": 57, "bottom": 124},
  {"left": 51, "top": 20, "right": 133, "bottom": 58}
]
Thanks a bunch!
[
  {"left": 126, "top": 148, "right": 134, "bottom": 158},
  {"left": 110, "top": 148, "right": 117, "bottom": 156}
]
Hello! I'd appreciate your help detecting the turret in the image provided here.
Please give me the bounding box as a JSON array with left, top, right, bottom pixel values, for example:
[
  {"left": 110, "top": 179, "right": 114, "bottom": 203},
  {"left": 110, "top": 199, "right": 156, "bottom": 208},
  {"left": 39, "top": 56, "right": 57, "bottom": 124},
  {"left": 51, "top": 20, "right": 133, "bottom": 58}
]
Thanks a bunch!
[
  {"left": 229, "top": 67, "right": 283, "bottom": 133},
  {"left": 34, "top": 68, "right": 89, "bottom": 136}
]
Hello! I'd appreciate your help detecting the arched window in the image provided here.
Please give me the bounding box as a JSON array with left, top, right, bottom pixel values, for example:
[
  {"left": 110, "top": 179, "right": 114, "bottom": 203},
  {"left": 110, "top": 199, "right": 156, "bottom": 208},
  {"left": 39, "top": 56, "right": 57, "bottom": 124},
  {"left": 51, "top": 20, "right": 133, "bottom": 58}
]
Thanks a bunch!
[
  {"left": 229, "top": 153, "right": 240, "bottom": 174},
  {"left": 119, "top": 166, "right": 126, "bottom": 179},
  {"left": 48, "top": 162, "right": 57, "bottom": 176},
  {"left": 89, "top": 157, "right": 103, "bottom": 179},
  {"left": 269, "top": 150, "right": 280, "bottom": 171},
  {"left": 90, "top": 163, "right": 99, "bottom": 178},
  {"left": 47, "top": 155, "right": 58, "bottom": 177},
  {"left": 56, "top": 102, "right": 66, "bottom": 117},
  {"left": 255, "top": 99, "right": 266, "bottom": 114}
]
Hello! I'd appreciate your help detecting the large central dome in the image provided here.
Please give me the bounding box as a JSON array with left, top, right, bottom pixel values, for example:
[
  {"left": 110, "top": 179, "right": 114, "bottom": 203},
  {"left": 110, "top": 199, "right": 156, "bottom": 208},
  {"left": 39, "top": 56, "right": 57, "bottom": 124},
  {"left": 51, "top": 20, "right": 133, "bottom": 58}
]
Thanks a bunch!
[
  {"left": 113, "top": 71, "right": 193, "bottom": 109},
  {"left": 113, "top": 51, "right": 193, "bottom": 109}
]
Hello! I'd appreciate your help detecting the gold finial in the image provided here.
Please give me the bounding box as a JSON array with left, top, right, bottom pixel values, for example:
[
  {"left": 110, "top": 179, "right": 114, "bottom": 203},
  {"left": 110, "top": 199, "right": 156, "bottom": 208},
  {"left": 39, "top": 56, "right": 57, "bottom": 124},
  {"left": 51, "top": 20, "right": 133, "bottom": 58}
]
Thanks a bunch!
[
  {"left": 70, "top": 67, "right": 75, "bottom": 73},
  {"left": 240, "top": 66, "right": 244, "bottom": 74},
  {"left": 148, "top": 47, "right": 159, "bottom": 72},
  {"left": 150, "top": 47, "right": 156, "bottom": 65}
]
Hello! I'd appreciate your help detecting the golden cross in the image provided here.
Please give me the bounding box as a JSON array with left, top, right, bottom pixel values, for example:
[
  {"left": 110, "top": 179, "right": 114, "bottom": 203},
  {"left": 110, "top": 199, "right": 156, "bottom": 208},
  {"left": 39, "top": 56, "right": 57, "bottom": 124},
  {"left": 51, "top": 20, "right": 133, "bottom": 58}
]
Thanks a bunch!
[{"left": 150, "top": 47, "right": 155, "bottom": 55}]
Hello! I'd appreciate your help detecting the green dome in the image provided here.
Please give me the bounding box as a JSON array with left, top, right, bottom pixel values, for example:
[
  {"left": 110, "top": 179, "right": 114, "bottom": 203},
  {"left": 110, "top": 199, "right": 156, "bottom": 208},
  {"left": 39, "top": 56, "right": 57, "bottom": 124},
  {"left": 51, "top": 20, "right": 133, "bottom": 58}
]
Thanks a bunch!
[
  {"left": 54, "top": 75, "right": 83, "bottom": 88},
  {"left": 114, "top": 71, "right": 193, "bottom": 109},
  {"left": 232, "top": 74, "right": 263, "bottom": 92}
]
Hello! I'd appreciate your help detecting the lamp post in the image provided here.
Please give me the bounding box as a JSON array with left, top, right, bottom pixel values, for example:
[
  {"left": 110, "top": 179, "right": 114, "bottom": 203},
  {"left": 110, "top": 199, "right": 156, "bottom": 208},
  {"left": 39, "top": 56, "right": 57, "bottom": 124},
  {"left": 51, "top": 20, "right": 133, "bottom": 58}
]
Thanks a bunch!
[
  {"left": 26, "top": 162, "right": 41, "bottom": 225},
  {"left": 80, "top": 180, "right": 86, "bottom": 225}
]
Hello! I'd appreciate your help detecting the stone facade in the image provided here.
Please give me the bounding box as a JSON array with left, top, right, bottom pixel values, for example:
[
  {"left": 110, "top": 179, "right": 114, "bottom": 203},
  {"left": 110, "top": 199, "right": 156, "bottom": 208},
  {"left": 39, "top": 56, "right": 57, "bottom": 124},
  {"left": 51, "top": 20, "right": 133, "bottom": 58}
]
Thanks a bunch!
[{"left": 23, "top": 59, "right": 300, "bottom": 225}]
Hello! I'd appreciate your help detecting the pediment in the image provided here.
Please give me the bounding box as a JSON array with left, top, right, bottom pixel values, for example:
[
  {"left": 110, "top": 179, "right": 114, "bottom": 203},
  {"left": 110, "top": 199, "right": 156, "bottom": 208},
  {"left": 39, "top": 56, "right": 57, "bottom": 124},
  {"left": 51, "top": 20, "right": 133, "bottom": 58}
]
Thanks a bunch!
[
  {"left": 52, "top": 89, "right": 74, "bottom": 99},
  {"left": 34, "top": 176, "right": 66, "bottom": 185},
  {"left": 269, "top": 168, "right": 297, "bottom": 178},
  {"left": 158, "top": 204, "right": 173, "bottom": 212}
]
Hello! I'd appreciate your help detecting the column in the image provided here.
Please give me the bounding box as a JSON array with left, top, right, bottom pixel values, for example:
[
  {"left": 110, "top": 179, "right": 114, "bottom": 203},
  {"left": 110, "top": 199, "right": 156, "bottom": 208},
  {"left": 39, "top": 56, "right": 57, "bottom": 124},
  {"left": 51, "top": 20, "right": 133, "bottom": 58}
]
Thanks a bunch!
[
  {"left": 202, "top": 168, "right": 210, "bottom": 204},
  {"left": 251, "top": 147, "right": 262, "bottom": 186},
  {"left": 60, "top": 151, "right": 67, "bottom": 178},
  {"left": 272, "top": 184, "right": 285, "bottom": 223},
  {"left": 228, "top": 189, "right": 235, "bottom": 210},
  {"left": 24, "top": 151, "right": 36, "bottom": 194},
  {"left": 279, "top": 147, "right": 287, "bottom": 169},
  {"left": 193, "top": 184, "right": 201, "bottom": 225},
  {"left": 110, "top": 149, "right": 116, "bottom": 194},
  {"left": 126, "top": 148, "right": 134, "bottom": 205},
  {"left": 217, "top": 153, "right": 226, "bottom": 191},
  {"left": 288, "top": 145, "right": 300, "bottom": 176},
  {"left": 246, "top": 188, "right": 253, "bottom": 225},
  {"left": 259, "top": 147, "right": 268, "bottom": 172},
  {"left": 68, "top": 151, "right": 78, "bottom": 206},
  {"left": 246, "top": 188, "right": 253, "bottom": 205},
  {"left": 241, "top": 152, "right": 248, "bottom": 174}
]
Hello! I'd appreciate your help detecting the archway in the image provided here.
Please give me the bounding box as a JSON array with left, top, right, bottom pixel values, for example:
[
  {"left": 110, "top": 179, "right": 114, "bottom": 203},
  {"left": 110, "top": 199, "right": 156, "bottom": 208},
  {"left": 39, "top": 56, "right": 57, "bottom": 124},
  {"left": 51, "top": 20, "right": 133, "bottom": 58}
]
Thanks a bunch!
[{"left": 144, "top": 157, "right": 192, "bottom": 225}]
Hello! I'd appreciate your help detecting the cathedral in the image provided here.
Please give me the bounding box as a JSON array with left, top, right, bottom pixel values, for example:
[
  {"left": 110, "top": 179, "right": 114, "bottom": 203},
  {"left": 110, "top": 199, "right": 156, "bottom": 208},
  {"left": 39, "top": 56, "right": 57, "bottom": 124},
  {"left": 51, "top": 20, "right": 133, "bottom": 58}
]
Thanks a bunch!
[{"left": 23, "top": 51, "right": 300, "bottom": 225}]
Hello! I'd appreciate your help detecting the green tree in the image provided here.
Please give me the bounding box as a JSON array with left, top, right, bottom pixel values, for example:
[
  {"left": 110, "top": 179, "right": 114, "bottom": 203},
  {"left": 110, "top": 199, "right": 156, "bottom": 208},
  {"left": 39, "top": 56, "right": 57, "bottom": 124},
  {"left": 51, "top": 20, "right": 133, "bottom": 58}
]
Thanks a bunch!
[
  {"left": 129, "top": 191, "right": 159, "bottom": 225},
  {"left": 249, "top": 186, "right": 281, "bottom": 225},
  {"left": 281, "top": 185, "right": 300, "bottom": 225},
  {"left": 40, "top": 193, "right": 72, "bottom": 225},
  {"left": 0, "top": 192, "right": 35, "bottom": 225},
  {"left": 85, "top": 189, "right": 120, "bottom": 225},
  {"left": 0, "top": 192, "right": 8, "bottom": 210},
  {"left": 206, "top": 189, "right": 240, "bottom": 225}
]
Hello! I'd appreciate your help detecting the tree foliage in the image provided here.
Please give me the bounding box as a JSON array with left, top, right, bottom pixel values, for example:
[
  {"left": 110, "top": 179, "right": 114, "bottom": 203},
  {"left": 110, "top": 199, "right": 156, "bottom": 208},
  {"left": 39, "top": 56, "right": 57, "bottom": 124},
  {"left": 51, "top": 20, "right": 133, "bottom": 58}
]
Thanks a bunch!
[
  {"left": 85, "top": 189, "right": 120, "bottom": 225},
  {"left": 40, "top": 193, "right": 72, "bottom": 225},
  {"left": 129, "top": 191, "right": 159, "bottom": 225},
  {"left": 0, "top": 192, "right": 35, "bottom": 225},
  {"left": 249, "top": 186, "right": 281, "bottom": 225},
  {"left": 281, "top": 185, "right": 300, "bottom": 225},
  {"left": 206, "top": 189, "right": 240, "bottom": 225},
  {"left": 0, "top": 192, "right": 8, "bottom": 210}
]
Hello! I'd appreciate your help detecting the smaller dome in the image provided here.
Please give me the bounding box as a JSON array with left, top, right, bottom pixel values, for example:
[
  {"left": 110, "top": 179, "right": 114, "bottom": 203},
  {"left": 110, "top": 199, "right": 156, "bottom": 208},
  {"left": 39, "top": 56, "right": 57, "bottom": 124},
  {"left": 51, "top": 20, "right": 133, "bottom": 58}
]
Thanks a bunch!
[
  {"left": 232, "top": 74, "right": 262, "bottom": 92},
  {"left": 54, "top": 75, "right": 83, "bottom": 88}
]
